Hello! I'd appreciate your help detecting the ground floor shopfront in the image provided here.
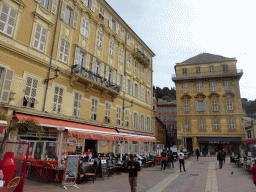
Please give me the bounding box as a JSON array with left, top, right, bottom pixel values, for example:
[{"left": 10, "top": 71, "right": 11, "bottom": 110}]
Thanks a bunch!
[
  {"left": 12, "top": 112, "right": 156, "bottom": 161},
  {"left": 182, "top": 136, "right": 242, "bottom": 154}
]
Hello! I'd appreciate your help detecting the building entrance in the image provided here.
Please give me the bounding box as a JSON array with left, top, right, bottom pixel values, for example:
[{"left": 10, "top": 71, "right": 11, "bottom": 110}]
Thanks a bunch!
[
  {"left": 186, "top": 138, "right": 193, "bottom": 152},
  {"left": 84, "top": 139, "right": 97, "bottom": 154}
]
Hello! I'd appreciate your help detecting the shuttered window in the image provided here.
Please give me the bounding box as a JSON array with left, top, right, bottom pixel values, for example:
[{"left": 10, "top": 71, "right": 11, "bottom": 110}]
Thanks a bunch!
[
  {"left": 105, "top": 103, "right": 111, "bottom": 123},
  {"left": 0, "top": 69, "right": 14, "bottom": 103},
  {"left": 53, "top": 86, "right": 64, "bottom": 114},
  {"left": 127, "top": 34, "right": 132, "bottom": 46},
  {"left": 147, "top": 71, "right": 150, "bottom": 83},
  {"left": 229, "top": 119, "right": 235, "bottom": 130},
  {"left": 96, "top": 31, "right": 103, "bottom": 48},
  {"left": 99, "top": 6, "right": 105, "bottom": 21},
  {"left": 33, "top": 24, "right": 47, "bottom": 52},
  {"left": 210, "top": 82, "right": 216, "bottom": 92},
  {"left": 81, "top": 18, "right": 89, "bottom": 38},
  {"left": 227, "top": 100, "right": 233, "bottom": 110},
  {"left": 125, "top": 110, "right": 129, "bottom": 127},
  {"left": 199, "top": 119, "right": 205, "bottom": 130},
  {"left": 0, "top": 4, "right": 17, "bottom": 37},
  {"left": 119, "top": 48, "right": 124, "bottom": 63},
  {"left": 185, "top": 120, "right": 190, "bottom": 130},
  {"left": 184, "top": 101, "right": 189, "bottom": 112},
  {"left": 64, "top": 7, "right": 72, "bottom": 25},
  {"left": 116, "top": 107, "right": 121, "bottom": 125},
  {"left": 23, "top": 77, "right": 38, "bottom": 108},
  {"left": 59, "top": 39, "right": 70, "bottom": 63},
  {"left": 224, "top": 81, "right": 231, "bottom": 91},
  {"left": 195, "top": 101, "right": 206, "bottom": 111},
  {"left": 120, "top": 27, "right": 124, "bottom": 40},
  {"left": 183, "top": 83, "right": 188, "bottom": 93},
  {"left": 127, "top": 54, "right": 131, "bottom": 68},
  {"left": 140, "top": 115, "right": 144, "bottom": 130},
  {"left": 109, "top": 41, "right": 114, "bottom": 56},
  {"left": 135, "top": 61, "right": 138, "bottom": 74},
  {"left": 82, "top": 0, "right": 90, "bottom": 8},
  {"left": 91, "top": 98, "right": 98, "bottom": 120},
  {"left": 73, "top": 92, "right": 82, "bottom": 117},
  {"left": 40, "top": 0, "right": 49, "bottom": 9},
  {"left": 213, "top": 119, "right": 220, "bottom": 130},
  {"left": 141, "top": 66, "right": 145, "bottom": 79},
  {"left": 133, "top": 112, "right": 137, "bottom": 129},
  {"left": 197, "top": 83, "right": 202, "bottom": 92},
  {"left": 141, "top": 87, "right": 144, "bottom": 102},
  {"left": 212, "top": 100, "right": 218, "bottom": 111}
]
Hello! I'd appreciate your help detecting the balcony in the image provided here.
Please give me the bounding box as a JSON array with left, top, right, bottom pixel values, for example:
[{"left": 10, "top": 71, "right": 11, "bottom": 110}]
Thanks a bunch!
[
  {"left": 172, "top": 69, "right": 243, "bottom": 81},
  {"left": 132, "top": 48, "right": 150, "bottom": 66},
  {"left": 71, "top": 65, "right": 121, "bottom": 100}
]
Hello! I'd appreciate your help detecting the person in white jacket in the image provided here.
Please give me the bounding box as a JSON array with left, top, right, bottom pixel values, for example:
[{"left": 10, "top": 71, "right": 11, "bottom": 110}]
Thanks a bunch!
[{"left": 178, "top": 152, "right": 186, "bottom": 172}]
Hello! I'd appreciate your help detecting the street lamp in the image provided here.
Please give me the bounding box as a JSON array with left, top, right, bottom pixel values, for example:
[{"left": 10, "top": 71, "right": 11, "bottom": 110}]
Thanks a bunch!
[{"left": 44, "top": 67, "right": 60, "bottom": 83}]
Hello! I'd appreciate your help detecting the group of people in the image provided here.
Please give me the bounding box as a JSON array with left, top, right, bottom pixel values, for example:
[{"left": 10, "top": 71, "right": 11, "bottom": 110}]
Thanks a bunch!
[{"left": 161, "top": 149, "right": 186, "bottom": 172}]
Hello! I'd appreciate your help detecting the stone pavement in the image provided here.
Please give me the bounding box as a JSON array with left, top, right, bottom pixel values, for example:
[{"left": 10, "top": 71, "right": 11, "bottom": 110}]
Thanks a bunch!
[{"left": 24, "top": 156, "right": 256, "bottom": 192}]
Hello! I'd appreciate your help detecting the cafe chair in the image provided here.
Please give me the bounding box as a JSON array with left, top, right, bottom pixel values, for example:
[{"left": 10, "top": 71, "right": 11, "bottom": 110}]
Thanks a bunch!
[
  {"left": 2, "top": 177, "right": 21, "bottom": 192},
  {"left": 84, "top": 166, "right": 96, "bottom": 183}
]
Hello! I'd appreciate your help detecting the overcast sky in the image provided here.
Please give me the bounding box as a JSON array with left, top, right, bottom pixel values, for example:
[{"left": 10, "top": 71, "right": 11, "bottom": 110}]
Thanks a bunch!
[{"left": 107, "top": 0, "right": 256, "bottom": 100}]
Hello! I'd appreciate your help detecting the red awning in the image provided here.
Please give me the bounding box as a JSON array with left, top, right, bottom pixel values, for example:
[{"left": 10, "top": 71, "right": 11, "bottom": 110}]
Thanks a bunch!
[
  {"left": 15, "top": 113, "right": 156, "bottom": 142},
  {"left": 243, "top": 138, "right": 256, "bottom": 144}
]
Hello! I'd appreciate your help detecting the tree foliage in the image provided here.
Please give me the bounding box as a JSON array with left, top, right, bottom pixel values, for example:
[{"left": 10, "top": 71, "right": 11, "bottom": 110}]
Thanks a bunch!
[
  {"left": 153, "top": 86, "right": 176, "bottom": 101},
  {"left": 242, "top": 98, "right": 256, "bottom": 115}
]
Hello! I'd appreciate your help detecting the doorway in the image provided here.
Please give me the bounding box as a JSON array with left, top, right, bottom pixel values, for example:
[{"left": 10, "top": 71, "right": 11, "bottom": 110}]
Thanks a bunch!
[
  {"left": 84, "top": 139, "right": 97, "bottom": 153},
  {"left": 186, "top": 138, "right": 193, "bottom": 152}
]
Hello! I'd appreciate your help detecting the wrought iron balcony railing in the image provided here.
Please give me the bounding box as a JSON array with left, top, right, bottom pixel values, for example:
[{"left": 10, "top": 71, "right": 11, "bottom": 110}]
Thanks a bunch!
[
  {"left": 71, "top": 65, "right": 121, "bottom": 93},
  {"left": 133, "top": 48, "right": 150, "bottom": 65},
  {"left": 172, "top": 69, "right": 243, "bottom": 81}
]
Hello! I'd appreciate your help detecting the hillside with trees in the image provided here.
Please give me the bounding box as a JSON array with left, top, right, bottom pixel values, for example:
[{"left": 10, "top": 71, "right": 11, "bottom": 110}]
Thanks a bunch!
[
  {"left": 153, "top": 86, "right": 176, "bottom": 101},
  {"left": 242, "top": 98, "right": 256, "bottom": 116}
]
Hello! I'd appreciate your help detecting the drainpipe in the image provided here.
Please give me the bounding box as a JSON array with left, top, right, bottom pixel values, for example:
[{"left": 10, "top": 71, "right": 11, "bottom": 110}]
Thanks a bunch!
[
  {"left": 42, "top": 0, "right": 62, "bottom": 112},
  {"left": 122, "top": 29, "right": 127, "bottom": 127}
]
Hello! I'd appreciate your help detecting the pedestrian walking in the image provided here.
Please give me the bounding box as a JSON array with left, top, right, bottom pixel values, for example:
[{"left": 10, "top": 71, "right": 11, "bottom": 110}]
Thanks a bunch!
[
  {"left": 196, "top": 149, "right": 200, "bottom": 161},
  {"left": 178, "top": 151, "right": 186, "bottom": 172},
  {"left": 223, "top": 151, "right": 226, "bottom": 163},
  {"left": 217, "top": 150, "right": 224, "bottom": 169},
  {"left": 161, "top": 149, "right": 167, "bottom": 170},
  {"left": 168, "top": 150, "right": 174, "bottom": 168},
  {"left": 128, "top": 154, "right": 141, "bottom": 192},
  {"left": 251, "top": 160, "right": 256, "bottom": 186}
]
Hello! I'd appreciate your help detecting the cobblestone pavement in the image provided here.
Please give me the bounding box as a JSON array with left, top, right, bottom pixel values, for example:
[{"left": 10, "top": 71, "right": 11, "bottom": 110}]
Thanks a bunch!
[{"left": 24, "top": 156, "right": 256, "bottom": 192}]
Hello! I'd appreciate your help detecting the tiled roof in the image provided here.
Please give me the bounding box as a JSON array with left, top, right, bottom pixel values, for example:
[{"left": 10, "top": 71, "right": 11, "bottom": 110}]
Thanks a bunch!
[{"left": 179, "top": 53, "right": 236, "bottom": 65}]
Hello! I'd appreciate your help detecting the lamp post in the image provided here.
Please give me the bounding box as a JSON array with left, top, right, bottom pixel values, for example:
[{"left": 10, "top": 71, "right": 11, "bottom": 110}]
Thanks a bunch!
[{"left": 44, "top": 67, "right": 60, "bottom": 83}]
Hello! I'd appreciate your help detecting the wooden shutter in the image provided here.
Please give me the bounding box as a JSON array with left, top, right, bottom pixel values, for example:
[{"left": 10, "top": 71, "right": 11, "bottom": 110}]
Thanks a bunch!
[
  {"left": 122, "top": 76, "right": 125, "bottom": 92},
  {"left": 51, "top": 0, "right": 58, "bottom": 14},
  {"left": 105, "top": 65, "right": 109, "bottom": 80},
  {"left": 203, "top": 101, "right": 207, "bottom": 111},
  {"left": 73, "top": 10, "right": 79, "bottom": 29},
  {"left": 109, "top": 15, "right": 112, "bottom": 29},
  {"left": 91, "top": 0, "right": 95, "bottom": 12},
  {"left": 5, "top": 6, "right": 17, "bottom": 37},
  {"left": 100, "top": 63, "right": 104, "bottom": 77},
  {"left": 133, "top": 82, "right": 135, "bottom": 97},
  {"left": 116, "top": 22, "right": 119, "bottom": 34},
  {"left": 74, "top": 47, "right": 80, "bottom": 65},
  {"left": 195, "top": 101, "right": 199, "bottom": 111},
  {"left": 30, "top": 78, "right": 38, "bottom": 105},
  {"left": 130, "top": 81, "right": 133, "bottom": 95},
  {"left": 92, "top": 57, "right": 96, "bottom": 73},
  {"left": 0, "top": 69, "right": 14, "bottom": 103},
  {"left": 60, "top": 1, "right": 66, "bottom": 21},
  {"left": 126, "top": 79, "right": 129, "bottom": 93},
  {"left": 132, "top": 112, "right": 134, "bottom": 128},
  {"left": 112, "top": 70, "right": 116, "bottom": 84},
  {"left": 137, "top": 84, "right": 140, "bottom": 99},
  {"left": 84, "top": 53, "right": 90, "bottom": 70}
]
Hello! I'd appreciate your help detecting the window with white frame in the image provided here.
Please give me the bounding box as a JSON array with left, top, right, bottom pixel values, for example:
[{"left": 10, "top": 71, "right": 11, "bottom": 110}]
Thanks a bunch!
[
  {"left": 184, "top": 101, "right": 189, "bottom": 112},
  {"left": 225, "top": 81, "right": 231, "bottom": 91},
  {"left": 223, "top": 64, "right": 228, "bottom": 73},
  {"left": 53, "top": 86, "right": 64, "bottom": 114},
  {"left": 146, "top": 117, "right": 150, "bottom": 130},
  {"left": 125, "top": 110, "right": 129, "bottom": 127},
  {"left": 196, "top": 67, "right": 201, "bottom": 75},
  {"left": 64, "top": 6, "right": 72, "bottom": 25},
  {"left": 119, "top": 48, "right": 124, "bottom": 63},
  {"left": 33, "top": 24, "right": 47, "bottom": 52},
  {"left": 134, "top": 84, "right": 138, "bottom": 98},
  {"left": 73, "top": 92, "right": 82, "bottom": 117},
  {"left": 183, "top": 83, "right": 188, "bottom": 93},
  {"left": 109, "top": 40, "right": 114, "bottom": 56},
  {"left": 110, "top": 17, "right": 115, "bottom": 31},
  {"left": 140, "top": 115, "right": 144, "bottom": 129},
  {"left": 0, "top": 4, "right": 18, "bottom": 37},
  {"left": 120, "top": 27, "right": 124, "bottom": 40},
  {"left": 91, "top": 98, "right": 98, "bottom": 120},
  {"left": 197, "top": 83, "right": 202, "bottom": 92},
  {"left": 59, "top": 39, "right": 70, "bottom": 63},
  {"left": 82, "top": 0, "right": 90, "bottom": 8},
  {"left": 98, "top": 6, "right": 105, "bottom": 21},
  {"left": 105, "top": 103, "right": 111, "bottom": 123},
  {"left": 141, "top": 87, "right": 144, "bottom": 101},
  {"left": 96, "top": 31, "right": 103, "bottom": 48},
  {"left": 133, "top": 112, "right": 138, "bottom": 129},
  {"left": 81, "top": 18, "right": 89, "bottom": 38},
  {"left": 182, "top": 68, "right": 187, "bottom": 76},
  {"left": 127, "top": 54, "right": 131, "bottom": 68},
  {"left": 213, "top": 119, "right": 220, "bottom": 130},
  {"left": 135, "top": 61, "right": 138, "bottom": 74},
  {"left": 40, "top": 0, "right": 50, "bottom": 9},
  {"left": 141, "top": 65, "right": 145, "bottom": 79},
  {"left": 199, "top": 119, "right": 205, "bottom": 130},
  {"left": 23, "top": 77, "right": 38, "bottom": 108},
  {"left": 130, "top": 80, "right": 133, "bottom": 95},
  {"left": 210, "top": 82, "right": 216, "bottom": 92},
  {"left": 212, "top": 100, "right": 218, "bottom": 111},
  {"left": 209, "top": 65, "right": 214, "bottom": 73},
  {"left": 185, "top": 120, "right": 190, "bottom": 130},
  {"left": 126, "top": 79, "right": 130, "bottom": 94},
  {"left": 127, "top": 34, "right": 132, "bottom": 46},
  {"left": 147, "top": 71, "right": 150, "bottom": 83},
  {"left": 196, "top": 101, "right": 206, "bottom": 111},
  {"left": 116, "top": 107, "right": 121, "bottom": 125},
  {"left": 229, "top": 119, "right": 235, "bottom": 130},
  {"left": 227, "top": 100, "right": 233, "bottom": 110}
]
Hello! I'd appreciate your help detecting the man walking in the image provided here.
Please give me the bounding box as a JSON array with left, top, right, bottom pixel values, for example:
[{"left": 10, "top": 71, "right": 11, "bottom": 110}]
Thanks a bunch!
[
  {"left": 168, "top": 150, "right": 174, "bottom": 168},
  {"left": 128, "top": 154, "right": 141, "bottom": 192},
  {"left": 223, "top": 151, "right": 226, "bottom": 163},
  {"left": 196, "top": 149, "right": 200, "bottom": 161},
  {"left": 178, "top": 151, "right": 186, "bottom": 172},
  {"left": 217, "top": 150, "right": 224, "bottom": 169},
  {"left": 161, "top": 149, "right": 167, "bottom": 170}
]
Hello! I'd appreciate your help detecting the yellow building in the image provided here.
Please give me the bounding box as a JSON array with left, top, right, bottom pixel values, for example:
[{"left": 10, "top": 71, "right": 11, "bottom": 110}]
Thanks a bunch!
[
  {"left": 172, "top": 53, "right": 244, "bottom": 154},
  {"left": 0, "top": 0, "right": 155, "bottom": 159}
]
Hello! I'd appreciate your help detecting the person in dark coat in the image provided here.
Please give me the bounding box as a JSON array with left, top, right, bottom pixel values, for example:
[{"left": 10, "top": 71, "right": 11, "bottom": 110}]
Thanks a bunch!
[
  {"left": 223, "top": 151, "right": 226, "bottom": 163},
  {"left": 196, "top": 149, "right": 200, "bottom": 161},
  {"left": 168, "top": 150, "right": 174, "bottom": 168},
  {"left": 161, "top": 149, "right": 167, "bottom": 170},
  {"left": 128, "top": 154, "right": 141, "bottom": 192},
  {"left": 251, "top": 160, "right": 256, "bottom": 186},
  {"left": 217, "top": 150, "right": 224, "bottom": 169}
]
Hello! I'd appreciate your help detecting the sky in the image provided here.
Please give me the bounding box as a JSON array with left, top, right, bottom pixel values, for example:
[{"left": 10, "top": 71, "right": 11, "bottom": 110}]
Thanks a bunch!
[{"left": 106, "top": 0, "right": 256, "bottom": 100}]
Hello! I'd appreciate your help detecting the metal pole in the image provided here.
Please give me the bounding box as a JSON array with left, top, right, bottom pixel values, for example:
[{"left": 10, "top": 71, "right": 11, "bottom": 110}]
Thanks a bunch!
[{"left": 58, "top": 130, "right": 64, "bottom": 167}]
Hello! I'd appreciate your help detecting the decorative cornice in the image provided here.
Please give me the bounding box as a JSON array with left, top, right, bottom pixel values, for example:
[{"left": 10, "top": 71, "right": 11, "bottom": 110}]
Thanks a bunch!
[
  {"left": 180, "top": 94, "right": 192, "bottom": 100},
  {"left": 222, "top": 92, "right": 235, "bottom": 97},
  {"left": 33, "top": 12, "right": 54, "bottom": 27},
  {"left": 208, "top": 92, "right": 220, "bottom": 98},
  {"left": 194, "top": 93, "right": 206, "bottom": 99},
  {"left": 12, "top": 0, "right": 26, "bottom": 8}
]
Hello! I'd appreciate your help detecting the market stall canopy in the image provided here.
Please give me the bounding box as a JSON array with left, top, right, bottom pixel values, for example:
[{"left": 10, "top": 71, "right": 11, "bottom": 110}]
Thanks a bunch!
[
  {"left": 243, "top": 138, "right": 256, "bottom": 144},
  {"left": 15, "top": 113, "right": 156, "bottom": 142},
  {"left": 197, "top": 137, "right": 241, "bottom": 144}
]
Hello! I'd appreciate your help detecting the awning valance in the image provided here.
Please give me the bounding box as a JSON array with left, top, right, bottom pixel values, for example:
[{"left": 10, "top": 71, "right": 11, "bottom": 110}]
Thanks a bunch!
[
  {"left": 197, "top": 137, "right": 241, "bottom": 144},
  {"left": 15, "top": 113, "right": 156, "bottom": 142},
  {"left": 243, "top": 138, "right": 256, "bottom": 144}
]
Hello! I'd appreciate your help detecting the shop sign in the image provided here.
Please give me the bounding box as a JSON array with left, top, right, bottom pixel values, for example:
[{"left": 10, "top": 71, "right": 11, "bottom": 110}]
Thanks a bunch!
[
  {"left": 100, "top": 139, "right": 107, "bottom": 147},
  {"left": 114, "top": 136, "right": 128, "bottom": 141},
  {"left": 67, "top": 137, "right": 77, "bottom": 146}
]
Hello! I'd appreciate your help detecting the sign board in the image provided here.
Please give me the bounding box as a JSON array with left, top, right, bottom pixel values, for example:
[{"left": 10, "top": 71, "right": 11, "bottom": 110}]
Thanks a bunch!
[
  {"left": 101, "top": 162, "right": 108, "bottom": 178},
  {"left": 67, "top": 137, "right": 78, "bottom": 146},
  {"left": 62, "top": 155, "right": 80, "bottom": 189}
]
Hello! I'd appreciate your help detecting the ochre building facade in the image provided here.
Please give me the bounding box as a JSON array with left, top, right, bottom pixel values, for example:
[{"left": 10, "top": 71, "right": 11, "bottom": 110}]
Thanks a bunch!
[
  {"left": 172, "top": 53, "right": 244, "bottom": 154},
  {"left": 0, "top": 0, "right": 155, "bottom": 158}
]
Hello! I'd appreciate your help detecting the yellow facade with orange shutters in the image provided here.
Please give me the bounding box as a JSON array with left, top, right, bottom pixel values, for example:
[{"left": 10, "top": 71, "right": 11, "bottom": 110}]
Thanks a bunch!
[{"left": 0, "top": 0, "right": 155, "bottom": 155}]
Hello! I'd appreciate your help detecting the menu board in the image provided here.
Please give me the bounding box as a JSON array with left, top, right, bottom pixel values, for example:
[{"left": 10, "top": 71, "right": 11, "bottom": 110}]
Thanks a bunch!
[
  {"left": 101, "top": 162, "right": 108, "bottom": 177},
  {"left": 62, "top": 155, "right": 81, "bottom": 186}
]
